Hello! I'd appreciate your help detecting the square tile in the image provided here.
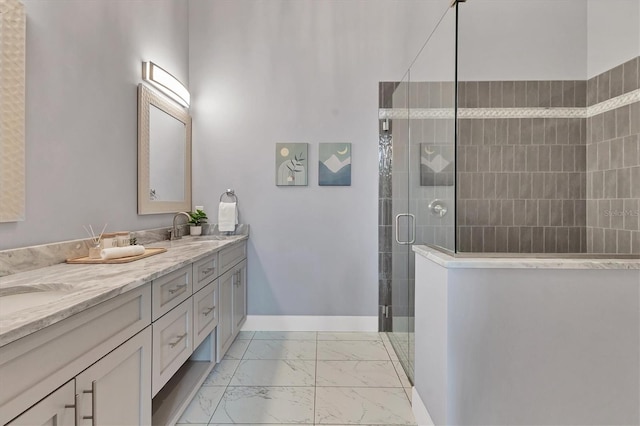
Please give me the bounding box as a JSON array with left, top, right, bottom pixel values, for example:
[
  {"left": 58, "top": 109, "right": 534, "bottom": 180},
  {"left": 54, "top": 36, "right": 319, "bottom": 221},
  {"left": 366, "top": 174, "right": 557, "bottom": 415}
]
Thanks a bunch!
[
  {"left": 202, "top": 360, "right": 240, "bottom": 386},
  {"left": 224, "top": 339, "right": 250, "bottom": 360},
  {"left": 177, "top": 386, "right": 225, "bottom": 424},
  {"left": 210, "top": 386, "right": 315, "bottom": 424},
  {"left": 315, "top": 387, "right": 416, "bottom": 425},
  {"left": 230, "top": 360, "right": 315, "bottom": 386},
  {"left": 253, "top": 331, "right": 317, "bottom": 340},
  {"left": 317, "top": 332, "right": 382, "bottom": 341},
  {"left": 244, "top": 339, "right": 317, "bottom": 360},
  {"left": 316, "top": 361, "right": 402, "bottom": 387},
  {"left": 317, "top": 340, "right": 390, "bottom": 361}
]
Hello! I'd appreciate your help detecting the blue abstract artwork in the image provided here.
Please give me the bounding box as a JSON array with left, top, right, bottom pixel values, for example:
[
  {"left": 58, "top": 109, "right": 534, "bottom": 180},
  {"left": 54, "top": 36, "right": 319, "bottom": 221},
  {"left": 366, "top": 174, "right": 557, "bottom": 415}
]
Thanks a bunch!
[{"left": 319, "top": 143, "right": 351, "bottom": 186}]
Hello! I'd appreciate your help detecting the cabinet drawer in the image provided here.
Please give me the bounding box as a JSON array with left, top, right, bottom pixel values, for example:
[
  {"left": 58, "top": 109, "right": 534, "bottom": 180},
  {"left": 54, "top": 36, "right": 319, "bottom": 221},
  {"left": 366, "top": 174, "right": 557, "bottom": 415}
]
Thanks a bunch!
[
  {"left": 6, "top": 380, "right": 75, "bottom": 426},
  {"left": 0, "top": 285, "right": 151, "bottom": 425},
  {"left": 152, "top": 298, "right": 193, "bottom": 396},
  {"left": 152, "top": 265, "right": 192, "bottom": 321},
  {"left": 219, "top": 241, "right": 247, "bottom": 275},
  {"left": 193, "top": 281, "right": 218, "bottom": 349},
  {"left": 193, "top": 253, "right": 218, "bottom": 292}
]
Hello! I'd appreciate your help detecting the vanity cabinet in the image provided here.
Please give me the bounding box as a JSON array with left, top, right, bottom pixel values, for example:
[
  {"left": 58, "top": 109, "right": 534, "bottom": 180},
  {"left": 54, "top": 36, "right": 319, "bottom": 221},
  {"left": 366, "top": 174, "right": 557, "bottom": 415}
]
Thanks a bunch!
[
  {"left": 216, "top": 257, "right": 247, "bottom": 363},
  {"left": 76, "top": 327, "right": 152, "bottom": 425},
  {"left": 1, "top": 238, "right": 248, "bottom": 426},
  {"left": 0, "top": 286, "right": 151, "bottom": 425}
]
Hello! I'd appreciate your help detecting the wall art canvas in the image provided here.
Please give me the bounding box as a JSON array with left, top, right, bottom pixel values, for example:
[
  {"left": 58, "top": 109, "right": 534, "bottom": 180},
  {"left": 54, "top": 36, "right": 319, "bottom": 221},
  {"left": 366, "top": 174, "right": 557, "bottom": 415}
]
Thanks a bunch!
[
  {"left": 276, "top": 143, "right": 308, "bottom": 186},
  {"left": 319, "top": 143, "right": 351, "bottom": 186},
  {"left": 420, "top": 143, "right": 454, "bottom": 186}
]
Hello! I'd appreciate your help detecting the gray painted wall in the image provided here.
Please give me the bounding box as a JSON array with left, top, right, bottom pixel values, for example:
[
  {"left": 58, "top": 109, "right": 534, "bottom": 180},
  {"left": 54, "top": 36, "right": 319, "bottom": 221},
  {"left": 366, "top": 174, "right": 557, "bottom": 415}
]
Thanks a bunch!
[
  {"left": 458, "top": 0, "right": 588, "bottom": 81},
  {"left": 587, "top": 0, "right": 640, "bottom": 78},
  {"left": 415, "top": 254, "right": 640, "bottom": 425},
  {"left": 0, "top": 0, "right": 188, "bottom": 250},
  {"left": 188, "top": 0, "right": 449, "bottom": 316}
]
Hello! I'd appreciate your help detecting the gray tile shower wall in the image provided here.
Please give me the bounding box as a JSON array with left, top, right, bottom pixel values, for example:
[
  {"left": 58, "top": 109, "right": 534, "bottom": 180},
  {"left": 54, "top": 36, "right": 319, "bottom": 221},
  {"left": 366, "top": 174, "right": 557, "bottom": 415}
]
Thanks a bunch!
[
  {"left": 457, "top": 82, "right": 587, "bottom": 253},
  {"left": 586, "top": 57, "right": 640, "bottom": 254}
]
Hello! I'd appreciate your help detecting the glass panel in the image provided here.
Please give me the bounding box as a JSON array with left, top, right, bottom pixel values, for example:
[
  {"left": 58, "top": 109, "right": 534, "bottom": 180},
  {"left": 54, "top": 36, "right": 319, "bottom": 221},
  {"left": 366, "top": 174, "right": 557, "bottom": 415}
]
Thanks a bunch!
[
  {"left": 456, "top": 0, "right": 593, "bottom": 254},
  {"left": 389, "top": 73, "right": 411, "bottom": 380}
]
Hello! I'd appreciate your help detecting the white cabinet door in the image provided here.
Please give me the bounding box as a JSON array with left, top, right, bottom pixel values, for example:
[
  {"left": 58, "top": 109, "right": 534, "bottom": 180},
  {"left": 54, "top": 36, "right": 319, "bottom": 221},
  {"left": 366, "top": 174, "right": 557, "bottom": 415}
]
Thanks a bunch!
[
  {"left": 7, "top": 381, "right": 75, "bottom": 426},
  {"left": 216, "top": 268, "right": 234, "bottom": 363},
  {"left": 232, "top": 260, "right": 247, "bottom": 332},
  {"left": 76, "top": 327, "right": 152, "bottom": 426}
]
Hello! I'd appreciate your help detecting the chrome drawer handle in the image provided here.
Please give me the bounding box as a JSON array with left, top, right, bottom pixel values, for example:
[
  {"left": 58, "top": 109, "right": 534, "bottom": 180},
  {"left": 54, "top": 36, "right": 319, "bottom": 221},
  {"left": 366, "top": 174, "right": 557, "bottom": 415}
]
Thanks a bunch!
[
  {"left": 169, "top": 333, "right": 187, "bottom": 348},
  {"left": 203, "top": 306, "right": 215, "bottom": 316},
  {"left": 82, "top": 381, "right": 97, "bottom": 426},
  {"left": 168, "top": 284, "right": 187, "bottom": 294},
  {"left": 65, "top": 393, "right": 80, "bottom": 426},
  {"left": 202, "top": 266, "right": 215, "bottom": 275}
]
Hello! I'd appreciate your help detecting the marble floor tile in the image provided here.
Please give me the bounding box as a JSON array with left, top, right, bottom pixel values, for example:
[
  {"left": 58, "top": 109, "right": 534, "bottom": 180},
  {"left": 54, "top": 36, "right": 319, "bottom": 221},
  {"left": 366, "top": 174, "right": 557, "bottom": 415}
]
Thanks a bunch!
[
  {"left": 224, "top": 339, "right": 251, "bottom": 360},
  {"left": 392, "top": 361, "right": 412, "bottom": 388},
  {"left": 316, "top": 361, "right": 402, "bottom": 387},
  {"left": 244, "top": 339, "right": 317, "bottom": 360},
  {"left": 317, "top": 340, "right": 390, "bottom": 361},
  {"left": 317, "top": 332, "right": 382, "bottom": 341},
  {"left": 230, "top": 360, "right": 316, "bottom": 386},
  {"left": 210, "top": 386, "right": 315, "bottom": 424},
  {"left": 236, "top": 330, "right": 255, "bottom": 340},
  {"left": 177, "top": 386, "right": 225, "bottom": 424},
  {"left": 253, "top": 331, "right": 317, "bottom": 340},
  {"left": 315, "top": 387, "right": 416, "bottom": 425},
  {"left": 202, "top": 360, "right": 240, "bottom": 386}
]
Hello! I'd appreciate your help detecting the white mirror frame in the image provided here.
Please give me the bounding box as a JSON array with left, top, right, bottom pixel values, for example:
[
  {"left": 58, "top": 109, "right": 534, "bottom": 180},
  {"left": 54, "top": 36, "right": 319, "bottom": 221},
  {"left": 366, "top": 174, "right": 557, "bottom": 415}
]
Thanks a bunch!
[
  {"left": 138, "top": 83, "right": 192, "bottom": 215},
  {"left": 0, "top": 0, "right": 25, "bottom": 222}
]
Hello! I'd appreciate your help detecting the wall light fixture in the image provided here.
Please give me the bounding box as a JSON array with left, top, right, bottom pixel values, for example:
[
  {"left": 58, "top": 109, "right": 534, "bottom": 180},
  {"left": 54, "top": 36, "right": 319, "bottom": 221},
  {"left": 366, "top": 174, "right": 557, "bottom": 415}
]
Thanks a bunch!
[{"left": 142, "top": 61, "right": 190, "bottom": 108}]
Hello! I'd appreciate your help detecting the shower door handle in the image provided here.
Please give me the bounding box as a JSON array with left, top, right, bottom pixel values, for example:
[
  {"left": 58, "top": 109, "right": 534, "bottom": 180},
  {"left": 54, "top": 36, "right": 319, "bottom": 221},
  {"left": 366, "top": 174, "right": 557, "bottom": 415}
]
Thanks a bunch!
[{"left": 395, "top": 213, "right": 416, "bottom": 245}]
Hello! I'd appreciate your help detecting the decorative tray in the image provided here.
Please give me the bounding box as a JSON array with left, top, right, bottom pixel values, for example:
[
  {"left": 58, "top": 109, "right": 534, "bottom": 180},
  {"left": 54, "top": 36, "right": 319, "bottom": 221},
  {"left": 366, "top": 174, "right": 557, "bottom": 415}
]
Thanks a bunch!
[{"left": 66, "top": 247, "right": 167, "bottom": 264}]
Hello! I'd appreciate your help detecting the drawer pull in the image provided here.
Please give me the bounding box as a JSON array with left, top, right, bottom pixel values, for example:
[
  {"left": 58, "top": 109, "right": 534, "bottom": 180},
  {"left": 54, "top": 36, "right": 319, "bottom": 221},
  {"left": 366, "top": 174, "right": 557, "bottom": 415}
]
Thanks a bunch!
[
  {"left": 168, "top": 284, "right": 187, "bottom": 294},
  {"left": 169, "top": 333, "right": 188, "bottom": 348},
  {"left": 234, "top": 270, "right": 241, "bottom": 286},
  {"left": 203, "top": 306, "right": 215, "bottom": 316},
  {"left": 65, "top": 393, "right": 80, "bottom": 426},
  {"left": 202, "top": 266, "right": 215, "bottom": 275},
  {"left": 82, "top": 381, "right": 97, "bottom": 426}
]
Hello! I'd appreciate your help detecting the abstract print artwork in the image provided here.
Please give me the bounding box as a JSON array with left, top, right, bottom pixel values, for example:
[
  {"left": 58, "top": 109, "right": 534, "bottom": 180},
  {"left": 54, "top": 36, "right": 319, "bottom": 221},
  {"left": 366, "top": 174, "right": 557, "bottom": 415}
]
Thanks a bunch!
[
  {"left": 318, "top": 143, "right": 351, "bottom": 186},
  {"left": 276, "top": 143, "right": 308, "bottom": 186}
]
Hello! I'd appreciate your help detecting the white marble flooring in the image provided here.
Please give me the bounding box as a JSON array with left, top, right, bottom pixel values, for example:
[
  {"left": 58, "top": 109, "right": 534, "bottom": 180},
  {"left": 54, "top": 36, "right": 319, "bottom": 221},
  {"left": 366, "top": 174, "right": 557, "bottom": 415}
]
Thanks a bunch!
[{"left": 177, "top": 331, "right": 416, "bottom": 426}]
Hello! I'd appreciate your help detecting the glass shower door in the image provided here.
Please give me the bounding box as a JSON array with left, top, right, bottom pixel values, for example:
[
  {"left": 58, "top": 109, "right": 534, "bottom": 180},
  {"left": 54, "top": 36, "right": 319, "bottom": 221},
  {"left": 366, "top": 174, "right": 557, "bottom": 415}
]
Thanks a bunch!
[{"left": 388, "top": 3, "right": 458, "bottom": 384}]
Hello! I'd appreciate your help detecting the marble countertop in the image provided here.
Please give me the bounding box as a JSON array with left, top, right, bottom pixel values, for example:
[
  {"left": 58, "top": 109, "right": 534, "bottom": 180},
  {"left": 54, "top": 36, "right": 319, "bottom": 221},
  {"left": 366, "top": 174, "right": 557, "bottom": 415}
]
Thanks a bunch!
[
  {"left": 0, "top": 235, "right": 248, "bottom": 347},
  {"left": 413, "top": 245, "right": 640, "bottom": 270}
]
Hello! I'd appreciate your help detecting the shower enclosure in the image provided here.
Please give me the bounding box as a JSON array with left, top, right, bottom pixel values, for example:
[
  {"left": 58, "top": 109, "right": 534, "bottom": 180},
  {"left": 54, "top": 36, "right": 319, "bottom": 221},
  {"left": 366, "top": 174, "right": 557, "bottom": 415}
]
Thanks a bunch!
[{"left": 380, "top": 0, "right": 640, "bottom": 383}]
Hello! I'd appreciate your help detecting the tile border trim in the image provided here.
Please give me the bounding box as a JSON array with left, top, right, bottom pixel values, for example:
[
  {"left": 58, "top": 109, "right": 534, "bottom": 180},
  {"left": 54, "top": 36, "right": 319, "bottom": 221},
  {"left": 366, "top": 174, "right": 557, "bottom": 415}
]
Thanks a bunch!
[{"left": 379, "top": 88, "right": 640, "bottom": 120}]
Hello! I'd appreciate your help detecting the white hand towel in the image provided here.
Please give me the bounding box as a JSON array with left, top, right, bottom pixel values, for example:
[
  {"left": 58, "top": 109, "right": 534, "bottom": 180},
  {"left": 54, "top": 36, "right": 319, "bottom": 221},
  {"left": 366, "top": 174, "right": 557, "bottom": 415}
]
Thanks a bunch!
[
  {"left": 218, "top": 202, "right": 238, "bottom": 232},
  {"left": 101, "top": 245, "right": 145, "bottom": 260}
]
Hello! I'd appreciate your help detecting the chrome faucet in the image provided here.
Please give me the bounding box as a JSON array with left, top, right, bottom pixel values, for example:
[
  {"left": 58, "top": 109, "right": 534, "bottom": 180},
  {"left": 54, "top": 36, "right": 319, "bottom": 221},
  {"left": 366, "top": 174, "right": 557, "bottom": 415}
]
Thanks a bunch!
[{"left": 170, "top": 212, "right": 191, "bottom": 240}]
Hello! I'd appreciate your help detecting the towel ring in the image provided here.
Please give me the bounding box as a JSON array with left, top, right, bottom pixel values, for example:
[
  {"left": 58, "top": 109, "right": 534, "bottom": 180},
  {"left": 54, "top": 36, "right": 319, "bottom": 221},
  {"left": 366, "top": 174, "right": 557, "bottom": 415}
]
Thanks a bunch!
[{"left": 219, "top": 189, "right": 238, "bottom": 205}]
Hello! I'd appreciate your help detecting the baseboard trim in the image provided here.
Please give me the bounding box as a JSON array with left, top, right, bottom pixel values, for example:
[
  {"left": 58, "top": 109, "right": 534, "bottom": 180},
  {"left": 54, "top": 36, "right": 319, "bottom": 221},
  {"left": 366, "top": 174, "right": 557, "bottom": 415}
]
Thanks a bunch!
[
  {"left": 241, "top": 315, "right": 378, "bottom": 332},
  {"left": 412, "top": 387, "right": 435, "bottom": 426}
]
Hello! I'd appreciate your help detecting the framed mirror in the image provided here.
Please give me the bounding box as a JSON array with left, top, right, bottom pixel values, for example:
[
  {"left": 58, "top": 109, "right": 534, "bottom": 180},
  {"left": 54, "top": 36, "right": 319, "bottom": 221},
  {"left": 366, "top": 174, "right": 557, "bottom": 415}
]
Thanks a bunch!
[
  {"left": 138, "top": 83, "right": 192, "bottom": 215},
  {"left": 0, "top": 0, "right": 25, "bottom": 222}
]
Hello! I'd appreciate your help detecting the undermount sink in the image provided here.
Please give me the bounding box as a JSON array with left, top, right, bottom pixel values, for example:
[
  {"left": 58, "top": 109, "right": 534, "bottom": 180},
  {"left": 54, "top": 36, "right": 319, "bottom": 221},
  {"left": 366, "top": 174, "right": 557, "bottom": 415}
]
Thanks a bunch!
[{"left": 0, "top": 284, "right": 75, "bottom": 316}]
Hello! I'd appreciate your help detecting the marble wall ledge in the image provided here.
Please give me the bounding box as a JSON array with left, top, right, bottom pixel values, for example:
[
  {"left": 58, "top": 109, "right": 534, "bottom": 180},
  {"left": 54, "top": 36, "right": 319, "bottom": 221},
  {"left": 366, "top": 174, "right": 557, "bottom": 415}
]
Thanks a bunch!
[
  {"left": 0, "top": 232, "right": 249, "bottom": 347},
  {"left": 413, "top": 245, "right": 640, "bottom": 270}
]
